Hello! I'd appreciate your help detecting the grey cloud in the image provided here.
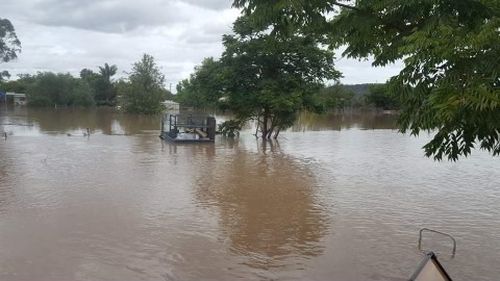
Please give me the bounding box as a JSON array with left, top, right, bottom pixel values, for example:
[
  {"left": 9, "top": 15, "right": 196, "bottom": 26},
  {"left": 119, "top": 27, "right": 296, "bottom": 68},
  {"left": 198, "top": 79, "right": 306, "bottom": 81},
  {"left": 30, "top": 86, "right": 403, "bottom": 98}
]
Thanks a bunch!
[
  {"left": 337, "top": 60, "right": 402, "bottom": 84},
  {"left": 0, "top": 0, "right": 401, "bottom": 88},
  {"left": 180, "top": 18, "right": 232, "bottom": 44},
  {"left": 182, "top": 0, "right": 232, "bottom": 10},
  {"left": 33, "top": 0, "right": 185, "bottom": 33},
  {"left": 1, "top": 0, "right": 231, "bottom": 33}
]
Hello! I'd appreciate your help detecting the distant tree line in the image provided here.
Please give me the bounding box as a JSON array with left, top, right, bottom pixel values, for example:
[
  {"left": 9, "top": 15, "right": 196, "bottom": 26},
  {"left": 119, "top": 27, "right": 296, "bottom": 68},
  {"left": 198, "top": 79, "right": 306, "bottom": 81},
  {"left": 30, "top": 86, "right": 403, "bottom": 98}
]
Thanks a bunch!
[
  {"left": 0, "top": 54, "right": 172, "bottom": 114},
  {"left": 313, "top": 83, "right": 400, "bottom": 110},
  {"left": 176, "top": 73, "right": 399, "bottom": 112}
]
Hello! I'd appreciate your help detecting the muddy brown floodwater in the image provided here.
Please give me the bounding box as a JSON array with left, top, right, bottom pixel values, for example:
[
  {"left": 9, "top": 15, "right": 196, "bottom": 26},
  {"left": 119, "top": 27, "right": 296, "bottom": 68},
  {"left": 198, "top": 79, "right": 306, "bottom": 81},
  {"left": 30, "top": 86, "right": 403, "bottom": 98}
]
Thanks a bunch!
[{"left": 0, "top": 107, "right": 499, "bottom": 281}]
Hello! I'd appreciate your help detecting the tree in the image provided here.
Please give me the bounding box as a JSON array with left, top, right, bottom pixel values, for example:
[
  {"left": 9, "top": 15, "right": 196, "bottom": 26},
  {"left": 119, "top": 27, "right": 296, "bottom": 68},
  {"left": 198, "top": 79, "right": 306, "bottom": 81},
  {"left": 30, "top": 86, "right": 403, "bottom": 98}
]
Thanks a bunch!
[
  {"left": 97, "top": 63, "right": 118, "bottom": 105},
  {"left": 98, "top": 63, "right": 117, "bottom": 82},
  {"left": 80, "top": 64, "right": 118, "bottom": 106},
  {"left": 233, "top": 0, "right": 500, "bottom": 160},
  {"left": 175, "top": 58, "right": 225, "bottom": 108},
  {"left": 119, "top": 54, "right": 166, "bottom": 114},
  {"left": 0, "top": 18, "right": 21, "bottom": 63},
  {"left": 220, "top": 17, "right": 340, "bottom": 139},
  {"left": 80, "top": 68, "right": 99, "bottom": 82},
  {"left": 0, "top": 70, "right": 10, "bottom": 82},
  {"left": 365, "top": 84, "right": 399, "bottom": 110},
  {"left": 314, "top": 84, "right": 355, "bottom": 111},
  {"left": 27, "top": 72, "right": 94, "bottom": 107},
  {"left": 0, "top": 73, "right": 34, "bottom": 93},
  {"left": 1, "top": 19, "right": 21, "bottom": 84},
  {"left": 79, "top": 68, "right": 99, "bottom": 98}
]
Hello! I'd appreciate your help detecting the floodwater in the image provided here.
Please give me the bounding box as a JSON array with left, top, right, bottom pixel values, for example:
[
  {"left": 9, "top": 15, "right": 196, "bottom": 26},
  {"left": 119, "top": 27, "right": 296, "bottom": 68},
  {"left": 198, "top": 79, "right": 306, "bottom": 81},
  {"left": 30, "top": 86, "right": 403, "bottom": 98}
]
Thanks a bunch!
[{"left": 0, "top": 107, "right": 499, "bottom": 281}]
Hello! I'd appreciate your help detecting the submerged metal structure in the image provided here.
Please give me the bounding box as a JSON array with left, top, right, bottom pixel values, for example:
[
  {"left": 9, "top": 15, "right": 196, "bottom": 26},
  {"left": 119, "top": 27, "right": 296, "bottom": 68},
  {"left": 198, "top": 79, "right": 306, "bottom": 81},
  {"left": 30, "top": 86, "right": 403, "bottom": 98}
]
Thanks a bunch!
[{"left": 160, "top": 113, "right": 216, "bottom": 143}]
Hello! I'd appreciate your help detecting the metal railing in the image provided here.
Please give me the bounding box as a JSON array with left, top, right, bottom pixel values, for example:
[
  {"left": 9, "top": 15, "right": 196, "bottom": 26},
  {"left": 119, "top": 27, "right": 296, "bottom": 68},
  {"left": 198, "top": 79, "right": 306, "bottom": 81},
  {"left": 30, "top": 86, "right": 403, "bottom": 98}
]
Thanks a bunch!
[{"left": 418, "top": 228, "right": 457, "bottom": 258}]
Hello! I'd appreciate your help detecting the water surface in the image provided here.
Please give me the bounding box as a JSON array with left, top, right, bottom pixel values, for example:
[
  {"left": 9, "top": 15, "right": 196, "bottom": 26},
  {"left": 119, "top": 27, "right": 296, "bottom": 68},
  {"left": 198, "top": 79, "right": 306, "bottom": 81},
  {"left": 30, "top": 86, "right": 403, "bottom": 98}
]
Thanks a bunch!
[{"left": 1, "top": 107, "right": 499, "bottom": 281}]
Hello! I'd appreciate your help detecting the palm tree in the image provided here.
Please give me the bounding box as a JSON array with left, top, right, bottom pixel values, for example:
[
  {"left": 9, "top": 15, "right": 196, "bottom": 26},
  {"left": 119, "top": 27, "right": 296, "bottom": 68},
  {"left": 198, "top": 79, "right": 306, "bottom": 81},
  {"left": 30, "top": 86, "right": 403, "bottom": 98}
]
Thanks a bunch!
[
  {"left": 97, "top": 63, "right": 118, "bottom": 104},
  {"left": 98, "top": 63, "right": 117, "bottom": 83}
]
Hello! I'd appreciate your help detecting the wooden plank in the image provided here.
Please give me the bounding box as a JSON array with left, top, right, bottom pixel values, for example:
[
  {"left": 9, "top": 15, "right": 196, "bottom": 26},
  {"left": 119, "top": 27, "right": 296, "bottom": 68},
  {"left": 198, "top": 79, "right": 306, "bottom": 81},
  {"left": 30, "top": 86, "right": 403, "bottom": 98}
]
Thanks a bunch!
[{"left": 195, "top": 128, "right": 208, "bottom": 138}]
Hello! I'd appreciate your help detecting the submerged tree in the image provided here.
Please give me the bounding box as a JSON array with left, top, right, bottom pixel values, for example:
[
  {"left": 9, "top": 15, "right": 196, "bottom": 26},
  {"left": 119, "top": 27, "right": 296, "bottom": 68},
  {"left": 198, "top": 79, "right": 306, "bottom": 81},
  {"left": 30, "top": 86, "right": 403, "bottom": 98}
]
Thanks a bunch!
[
  {"left": 97, "top": 63, "right": 118, "bottom": 105},
  {"left": 175, "top": 57, "right": 225, "bottom": 108},
  {"left": 220, "top": 17, "right": 340, "bottom": 139},
  {"left": 80, "top": 64, "right": 118, "bottom": 106},
  {"left": 234, "top": 0, "right": 500, "bottom": 160},
  {"left": 119, "top": 54, "right": 166, "bottom": 114},
  {"left": 27, "top": 72, "right": 94, "bottom": 107}
]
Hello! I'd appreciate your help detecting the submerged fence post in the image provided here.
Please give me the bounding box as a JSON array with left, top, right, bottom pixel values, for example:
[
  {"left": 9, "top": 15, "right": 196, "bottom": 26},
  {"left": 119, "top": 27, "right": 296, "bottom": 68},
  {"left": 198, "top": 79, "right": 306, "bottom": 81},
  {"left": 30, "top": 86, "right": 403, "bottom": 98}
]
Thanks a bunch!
[{"left": 207, "top": 117, "right": 216, "bottom": 140}]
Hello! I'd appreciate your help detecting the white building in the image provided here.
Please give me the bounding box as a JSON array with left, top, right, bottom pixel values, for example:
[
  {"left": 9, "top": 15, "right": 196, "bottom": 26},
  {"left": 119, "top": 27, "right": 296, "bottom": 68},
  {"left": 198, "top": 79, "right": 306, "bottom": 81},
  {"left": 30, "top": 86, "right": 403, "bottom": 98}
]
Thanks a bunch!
[
  {"left": 1, "top": 92, "right": 27, "bottom": 105},
  {"left": 162, "top": 100, "right": 180, "bottom": 112}
]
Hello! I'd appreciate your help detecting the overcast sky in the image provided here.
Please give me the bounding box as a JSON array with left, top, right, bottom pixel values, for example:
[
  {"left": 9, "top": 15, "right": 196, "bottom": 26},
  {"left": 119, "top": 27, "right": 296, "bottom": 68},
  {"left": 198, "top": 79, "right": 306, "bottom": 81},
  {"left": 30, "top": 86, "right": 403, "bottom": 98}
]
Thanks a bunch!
[{"left": 1, "top": 0, "right": 402, "bottom": 90}]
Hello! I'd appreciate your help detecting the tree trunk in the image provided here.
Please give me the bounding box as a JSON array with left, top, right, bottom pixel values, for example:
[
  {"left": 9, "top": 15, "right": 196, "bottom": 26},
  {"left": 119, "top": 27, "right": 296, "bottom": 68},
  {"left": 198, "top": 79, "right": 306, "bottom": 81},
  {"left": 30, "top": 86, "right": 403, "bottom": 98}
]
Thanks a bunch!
[
  {"left": 273, "top": 128, "right": 281, "bottom": 139},
  {"left": 266, "top": 126, "right": 274, "bottom": 139},
  {"left": 254, "top": 115, "right": 261, "bottom": 137},
  {"left": 266, "top": 115, "right": 276, "bottom": 139},
  {"left": 261, "top": 112, "right": 268, "bottom": 140}
]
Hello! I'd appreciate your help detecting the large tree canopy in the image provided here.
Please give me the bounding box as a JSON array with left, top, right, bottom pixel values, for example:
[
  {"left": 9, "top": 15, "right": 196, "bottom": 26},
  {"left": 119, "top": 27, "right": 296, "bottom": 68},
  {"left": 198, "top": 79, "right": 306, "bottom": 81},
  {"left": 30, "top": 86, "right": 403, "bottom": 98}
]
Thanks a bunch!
[
  {"left": 0, "top": 18, "right": 21, "bottom": 82},
  {"left": 80, "top": 63, "right": 118, "bottom": 106},
  {"left": 26, "top": 73, "right": 94, "bottom": 107},
  {"left": 234, "top": 0, "right": 500, "bottom": 160},
  {"left": 119, "top": 54, "right": 167, "bottom": 114},
  {"left": 219, "top": 17, "right": 340, "bottom": 139},
  {"left": 0, "top": 18, "right": 21, "bottom": 63},
  {"left": 175, "top": 57, "right": 225, "bottom": 108},
  {"left": 97, "top": 63, "right": 118, "bottom": 105}
]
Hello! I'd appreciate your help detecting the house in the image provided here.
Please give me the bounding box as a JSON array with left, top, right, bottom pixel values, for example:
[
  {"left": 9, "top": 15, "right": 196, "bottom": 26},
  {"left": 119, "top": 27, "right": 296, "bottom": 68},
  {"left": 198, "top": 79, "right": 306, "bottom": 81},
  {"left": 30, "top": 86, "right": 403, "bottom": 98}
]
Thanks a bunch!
[
  {"left": 0, "top": 92, "right": 27, "bottom": 105},
  {"left": 162, "top": 100, "right": 180, "bottom": 112}
]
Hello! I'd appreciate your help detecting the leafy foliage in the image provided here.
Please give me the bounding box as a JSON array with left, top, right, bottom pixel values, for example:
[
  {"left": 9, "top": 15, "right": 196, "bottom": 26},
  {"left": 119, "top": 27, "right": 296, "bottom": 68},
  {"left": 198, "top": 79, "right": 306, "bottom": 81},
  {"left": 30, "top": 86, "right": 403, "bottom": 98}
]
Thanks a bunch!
[
  {"left": 234, "top": 0, "right": 500, "bottom": 160},
  {"left": 314, "top": 84, "right": 355, "bottom": 111},
  {"left": 175, "top": 58, "right": 225, "bottom": 108},
  {"left": 80, "top": 63, "right": 118, "bottom": 106},
  {"left": 0, "top": 18, "right": 21, "bottom": 63},
  {"left": 119, "top": 54, "right": 167, "bottom": 114},
  {"left": 0, "top": 74, "right": 33, "bottom": 93},
  {"left": 97, "top": 63, "right": 118, "bottom": 105},
  {"left": 26, "top": 73, "right": 94, "bottom": 107},
  {"left": 0, "top": 70, "right": 10, "bottom": 81},
  {"left": 220, "top": 16, "right": 340, "bottom": 139},
  {"left": 218, "top": 120, "right": 243, "bottom": 138},
  {"left": 365, "top": 84, "right": 399, "bottom": 110}
]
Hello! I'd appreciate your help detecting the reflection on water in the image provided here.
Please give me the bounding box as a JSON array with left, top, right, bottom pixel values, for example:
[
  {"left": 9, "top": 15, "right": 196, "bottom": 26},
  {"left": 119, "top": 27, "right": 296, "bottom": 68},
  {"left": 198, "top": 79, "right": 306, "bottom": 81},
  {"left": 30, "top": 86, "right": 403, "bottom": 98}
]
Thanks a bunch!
[
  {"left": 292, "top": 110, "right": 398, "bottom": 131},
  {"left": 195, "top": 140, "right": 328, "bottom": 270},
  {"left": 0, "top": 107, "right": 499, "bottom": 281},
  {"left": 0, "top": 107, "right": 397, "bottom": 137},
  {"left": 25, "top": 107, "right": 160, "bottom": 135}
]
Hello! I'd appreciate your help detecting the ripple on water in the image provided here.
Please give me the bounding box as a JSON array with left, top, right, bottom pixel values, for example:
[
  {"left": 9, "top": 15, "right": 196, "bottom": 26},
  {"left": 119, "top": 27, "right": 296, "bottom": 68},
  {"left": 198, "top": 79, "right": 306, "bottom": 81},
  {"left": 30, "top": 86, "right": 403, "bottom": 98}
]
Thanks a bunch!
[{"left": 0, "top": 109, "right": 499, "bottom": 281}]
